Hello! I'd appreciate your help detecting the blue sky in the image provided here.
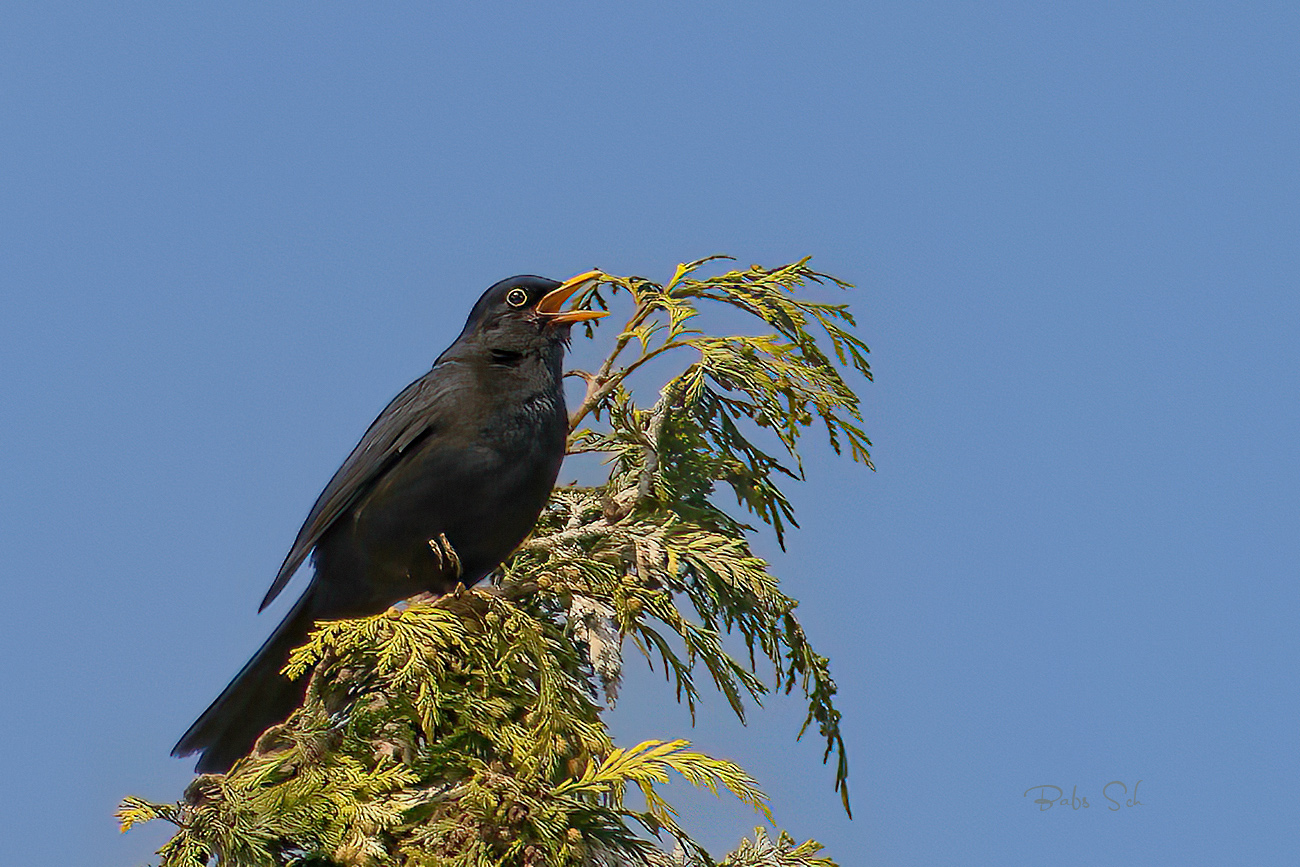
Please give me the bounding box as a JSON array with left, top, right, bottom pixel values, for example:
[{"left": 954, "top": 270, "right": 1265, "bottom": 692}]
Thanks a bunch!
[{"left": 3, "top": 3, "right": 1297, "bottom": 865}]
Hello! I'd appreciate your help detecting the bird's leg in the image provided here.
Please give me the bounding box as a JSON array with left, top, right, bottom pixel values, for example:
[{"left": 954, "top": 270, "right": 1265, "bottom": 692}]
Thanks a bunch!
[
  {"left": 428, "top": 533, "right": 462, "bottom": 579},
  {"left": 440, "top": 533, "right": 461, "bottom": 577}
]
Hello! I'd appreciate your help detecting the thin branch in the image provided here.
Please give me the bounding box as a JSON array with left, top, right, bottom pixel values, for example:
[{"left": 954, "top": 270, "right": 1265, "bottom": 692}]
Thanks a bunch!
[
  {"left": 569, "top": 302, "right": 659, "bottom": 430},
  {"left": 517, "top": 517, "right": 620, "bottom": 553}
]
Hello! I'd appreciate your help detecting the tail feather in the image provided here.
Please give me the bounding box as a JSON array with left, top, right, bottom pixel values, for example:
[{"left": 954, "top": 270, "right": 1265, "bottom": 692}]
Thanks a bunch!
[{"left": 173, "top": 591, "right": 318, "bottom": 774}]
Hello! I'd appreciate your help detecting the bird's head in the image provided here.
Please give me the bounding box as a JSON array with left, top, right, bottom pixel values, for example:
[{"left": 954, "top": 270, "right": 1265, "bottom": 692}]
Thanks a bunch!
[{"left": 450, "top": 271, "right": 608, "bottom": 361}]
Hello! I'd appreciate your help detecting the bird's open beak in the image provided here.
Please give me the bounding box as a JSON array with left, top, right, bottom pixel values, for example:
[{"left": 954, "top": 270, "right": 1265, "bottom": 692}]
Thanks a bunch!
[{"left": 537, "top": 270, "right": 609, "bottom": 324}]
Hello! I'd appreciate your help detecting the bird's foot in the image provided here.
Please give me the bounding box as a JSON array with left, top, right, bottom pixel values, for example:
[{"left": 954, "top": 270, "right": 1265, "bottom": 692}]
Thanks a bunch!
[{"left": 428, "top": 533, "right": 463, "bottom": 578}]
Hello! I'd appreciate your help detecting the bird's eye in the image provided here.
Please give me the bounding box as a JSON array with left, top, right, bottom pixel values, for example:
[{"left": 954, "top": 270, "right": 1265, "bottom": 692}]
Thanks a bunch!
[{"left": 506, "top": 287, "right": 529, "bottom": 308}]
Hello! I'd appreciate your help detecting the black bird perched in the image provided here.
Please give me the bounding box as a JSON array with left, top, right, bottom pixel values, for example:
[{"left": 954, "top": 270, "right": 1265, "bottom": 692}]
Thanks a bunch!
[{"left": 174, "top": 271, "right": 606, "bottom": 773}]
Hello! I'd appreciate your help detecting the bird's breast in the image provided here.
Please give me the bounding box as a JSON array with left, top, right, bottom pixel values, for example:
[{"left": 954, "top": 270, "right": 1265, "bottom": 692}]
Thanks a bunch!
[{"left": 336, "top": 384, "right": 566, "bottom": 603}]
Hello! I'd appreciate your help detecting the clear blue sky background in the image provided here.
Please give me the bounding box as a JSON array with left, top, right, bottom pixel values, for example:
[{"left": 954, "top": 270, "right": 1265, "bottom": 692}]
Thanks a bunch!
[{"left": 3, "top": 3, "right": 1297, "bottom": 865}]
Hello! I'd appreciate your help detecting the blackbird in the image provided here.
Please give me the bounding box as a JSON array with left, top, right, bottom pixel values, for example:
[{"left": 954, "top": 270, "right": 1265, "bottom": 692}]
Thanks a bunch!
[{"left": 174, "top": 271, "right": 606, "bottom": 773}]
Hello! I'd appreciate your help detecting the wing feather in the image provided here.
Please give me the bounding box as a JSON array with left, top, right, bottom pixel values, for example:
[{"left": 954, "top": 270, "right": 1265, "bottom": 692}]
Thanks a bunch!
[{"left": 259, "top": 363, "right": 461, "bottom": 611}]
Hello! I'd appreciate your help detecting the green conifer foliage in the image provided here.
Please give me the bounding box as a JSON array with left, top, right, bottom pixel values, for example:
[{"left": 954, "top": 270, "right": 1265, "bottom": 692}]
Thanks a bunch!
[{"left": 121, "top": 258, "right": 872, "bottom": 866}]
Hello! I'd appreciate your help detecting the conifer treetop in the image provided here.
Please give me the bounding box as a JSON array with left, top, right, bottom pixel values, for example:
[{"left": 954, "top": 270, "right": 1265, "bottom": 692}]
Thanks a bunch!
[{"left": 122, "top": 257, "right": 871, "bottom": 866}]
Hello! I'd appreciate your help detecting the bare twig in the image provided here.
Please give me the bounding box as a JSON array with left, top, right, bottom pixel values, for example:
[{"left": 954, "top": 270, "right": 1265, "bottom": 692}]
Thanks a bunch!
[{"left": 568, "top": 301, "right": 658, "bottom": 430}]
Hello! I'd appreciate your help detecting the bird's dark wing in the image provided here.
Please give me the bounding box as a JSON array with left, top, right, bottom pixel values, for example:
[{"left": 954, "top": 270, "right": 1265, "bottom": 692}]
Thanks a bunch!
[{"left": 259, "top": 362, "right": 465, "bottom": 611}]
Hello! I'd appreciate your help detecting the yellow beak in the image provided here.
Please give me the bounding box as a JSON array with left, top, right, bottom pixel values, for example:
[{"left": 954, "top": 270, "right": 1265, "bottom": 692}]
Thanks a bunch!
[{"left": 537, "top": 270, "right": 609, "bottom": 324}]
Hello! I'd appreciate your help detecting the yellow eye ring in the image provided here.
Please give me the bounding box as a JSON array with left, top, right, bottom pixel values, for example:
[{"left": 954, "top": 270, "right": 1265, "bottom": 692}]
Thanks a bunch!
[{"left": 506, "top": 287, "right": 529, "bottom": 308}]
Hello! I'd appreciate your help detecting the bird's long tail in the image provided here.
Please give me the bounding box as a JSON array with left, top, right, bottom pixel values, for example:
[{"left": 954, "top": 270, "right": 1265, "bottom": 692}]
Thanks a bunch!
[{"left": 172, "top": 591, "right": 318, "bottom": 774}]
